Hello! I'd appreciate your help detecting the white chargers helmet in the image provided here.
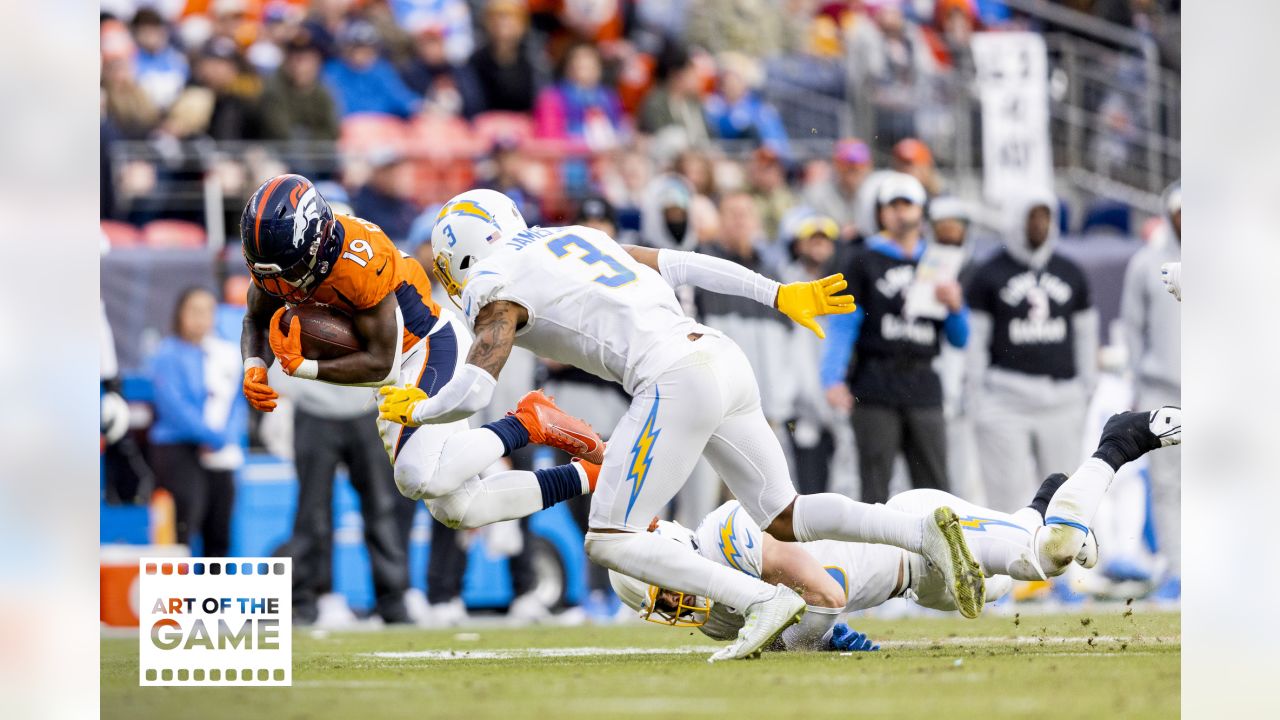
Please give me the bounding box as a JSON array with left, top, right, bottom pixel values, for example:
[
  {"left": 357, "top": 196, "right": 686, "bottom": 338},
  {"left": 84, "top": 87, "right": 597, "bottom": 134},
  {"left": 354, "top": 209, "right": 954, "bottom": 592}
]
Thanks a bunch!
[
  {"left": 430, "top": 189, "right": 528, "bottom": 301},
  {"left": 606, "top": 520, "right": 712, "bottom": 627}
]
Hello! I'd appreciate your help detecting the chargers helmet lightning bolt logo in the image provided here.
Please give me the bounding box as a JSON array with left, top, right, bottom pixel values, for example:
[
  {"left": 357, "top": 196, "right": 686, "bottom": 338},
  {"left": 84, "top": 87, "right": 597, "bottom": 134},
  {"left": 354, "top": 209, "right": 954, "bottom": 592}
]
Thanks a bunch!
[
  {"left": 624, "top": 391, "right": 661, "bottom": 524},
  {"left": 718, "top": 507, "right": 757, "bottom": 576},
  {"left": 437, "top": 199, "right": 494, "bottom": 224}
]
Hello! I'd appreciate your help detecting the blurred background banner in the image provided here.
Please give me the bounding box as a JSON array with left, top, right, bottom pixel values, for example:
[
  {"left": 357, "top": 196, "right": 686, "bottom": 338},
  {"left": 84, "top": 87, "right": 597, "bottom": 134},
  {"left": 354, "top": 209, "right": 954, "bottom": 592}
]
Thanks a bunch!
[{"left": 972, "top": 31, "right": 1053, "bottom": 204}]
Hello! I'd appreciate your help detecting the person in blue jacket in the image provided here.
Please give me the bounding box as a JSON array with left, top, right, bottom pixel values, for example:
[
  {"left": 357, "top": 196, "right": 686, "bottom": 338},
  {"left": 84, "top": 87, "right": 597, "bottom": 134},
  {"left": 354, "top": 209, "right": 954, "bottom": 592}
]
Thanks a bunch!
[
  {"left": 323, "top": 21, "right": 421, "bottom": 119},
  {"left": 148, "top": 287, "right": 247, "bottom": 556},
  {"left": 820, "top": 173, "right": 968, "bottom": 504}
]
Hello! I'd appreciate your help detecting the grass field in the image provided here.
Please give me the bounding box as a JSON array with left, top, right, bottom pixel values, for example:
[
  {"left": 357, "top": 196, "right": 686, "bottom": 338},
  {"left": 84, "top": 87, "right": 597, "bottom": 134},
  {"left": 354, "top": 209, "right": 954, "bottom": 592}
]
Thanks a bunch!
[{"left": 102, "top": 608, "right": 1179, "bottom": 719}]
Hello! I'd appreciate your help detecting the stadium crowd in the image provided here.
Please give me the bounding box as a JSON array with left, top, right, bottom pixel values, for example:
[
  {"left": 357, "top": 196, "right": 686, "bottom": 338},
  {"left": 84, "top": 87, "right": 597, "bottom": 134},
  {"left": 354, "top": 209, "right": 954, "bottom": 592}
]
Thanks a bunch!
[{"left": 100, "top": 0, "right": 1182, "bottom": 625}]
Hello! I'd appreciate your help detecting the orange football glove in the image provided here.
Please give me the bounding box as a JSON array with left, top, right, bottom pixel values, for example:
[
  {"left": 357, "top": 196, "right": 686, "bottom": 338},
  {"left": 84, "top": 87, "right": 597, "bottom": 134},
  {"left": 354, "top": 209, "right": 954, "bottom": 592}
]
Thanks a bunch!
[
  {"left": 242, "top": 365, "right": 278, "bottom": 412},
  {"left": 269, "top": 306, "right": 305, "bottom": 375}
]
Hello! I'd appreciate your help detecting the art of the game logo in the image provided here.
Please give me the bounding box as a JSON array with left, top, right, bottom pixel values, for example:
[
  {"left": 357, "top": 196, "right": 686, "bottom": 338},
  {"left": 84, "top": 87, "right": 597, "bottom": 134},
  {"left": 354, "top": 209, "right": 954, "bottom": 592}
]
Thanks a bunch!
[{"left": 138, "top": 557, "right": 292, "bottom": 686}]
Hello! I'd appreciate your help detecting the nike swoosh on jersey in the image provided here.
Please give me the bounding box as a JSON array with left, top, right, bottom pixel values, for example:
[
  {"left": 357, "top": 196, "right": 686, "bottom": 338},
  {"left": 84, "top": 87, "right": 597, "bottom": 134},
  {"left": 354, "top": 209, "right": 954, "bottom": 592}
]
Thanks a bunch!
[
  {"left": 745, "top": 532, "right": 754, "bottom": 549},
  {"left": 376, "top": 260, "right": 389, "bottom": 276}
]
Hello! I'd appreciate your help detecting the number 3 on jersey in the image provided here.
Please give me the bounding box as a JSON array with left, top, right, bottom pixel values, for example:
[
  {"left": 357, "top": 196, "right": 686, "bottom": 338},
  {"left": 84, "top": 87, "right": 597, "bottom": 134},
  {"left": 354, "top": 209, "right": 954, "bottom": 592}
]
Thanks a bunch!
[{"left": 546, "top": 234, "right": 636, "bottom": 288}]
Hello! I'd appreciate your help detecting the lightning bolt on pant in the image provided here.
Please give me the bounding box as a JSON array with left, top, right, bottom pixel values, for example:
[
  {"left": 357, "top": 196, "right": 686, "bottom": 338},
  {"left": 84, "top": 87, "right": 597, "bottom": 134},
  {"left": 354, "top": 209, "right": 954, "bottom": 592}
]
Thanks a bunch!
[{"left": 587, "top": 334, "right": 798, "bottom": 532}]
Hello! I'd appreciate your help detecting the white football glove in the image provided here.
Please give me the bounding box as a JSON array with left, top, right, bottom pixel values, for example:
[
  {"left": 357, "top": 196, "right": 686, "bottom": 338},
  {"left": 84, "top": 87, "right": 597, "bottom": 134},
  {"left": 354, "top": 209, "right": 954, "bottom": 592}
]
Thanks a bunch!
[{"left": 1160, "top": 262, "right": 1181, "bottom": 302}]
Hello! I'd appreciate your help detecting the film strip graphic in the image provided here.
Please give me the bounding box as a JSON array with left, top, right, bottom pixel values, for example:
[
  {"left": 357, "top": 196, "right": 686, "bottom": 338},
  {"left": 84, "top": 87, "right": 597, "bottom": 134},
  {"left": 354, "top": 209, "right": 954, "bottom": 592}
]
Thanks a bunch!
[{"left": 139, "top": 557, "right": 292, "bottom": 687}]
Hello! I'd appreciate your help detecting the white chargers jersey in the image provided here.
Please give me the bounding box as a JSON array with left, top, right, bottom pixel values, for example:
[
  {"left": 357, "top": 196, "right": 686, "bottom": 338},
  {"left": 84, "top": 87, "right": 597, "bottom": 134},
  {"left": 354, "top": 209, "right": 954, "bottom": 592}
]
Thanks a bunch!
[
  {"left": 460, "top": 225, "right": 711, "bottom": 395},
  {"left": 694, "top": 501, "right": 906, "bottom": 613}
]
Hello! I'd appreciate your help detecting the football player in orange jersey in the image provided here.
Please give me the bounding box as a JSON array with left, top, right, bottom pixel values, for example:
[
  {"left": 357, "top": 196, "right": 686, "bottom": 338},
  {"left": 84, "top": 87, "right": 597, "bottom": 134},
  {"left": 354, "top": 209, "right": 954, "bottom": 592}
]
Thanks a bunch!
[{"left": 238, "top": 175, "right": 604, "bottom": 529}]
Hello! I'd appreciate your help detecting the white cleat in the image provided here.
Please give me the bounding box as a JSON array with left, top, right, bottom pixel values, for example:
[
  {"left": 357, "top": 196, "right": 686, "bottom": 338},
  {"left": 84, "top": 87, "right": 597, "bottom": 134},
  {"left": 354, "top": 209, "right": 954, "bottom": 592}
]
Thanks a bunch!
[
  {"left": 921, "top": 507, "right": 985, "bottom": 619},
  {"left": 707, "top": 584, "right": 805, "bottom": 663},
  {"left": 1075, "top": 531, "right": 1099, "bottom": 569},
  {"left": 1150, "top": 406, "right": 1181, "bottom": 447}
]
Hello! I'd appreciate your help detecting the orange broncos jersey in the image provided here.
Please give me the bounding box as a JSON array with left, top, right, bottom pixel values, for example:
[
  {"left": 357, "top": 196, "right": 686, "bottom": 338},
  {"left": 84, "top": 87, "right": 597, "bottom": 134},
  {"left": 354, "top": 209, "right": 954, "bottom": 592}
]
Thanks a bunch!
[{"left": 305, "top": 214, "right": 441, "bottom": 354}]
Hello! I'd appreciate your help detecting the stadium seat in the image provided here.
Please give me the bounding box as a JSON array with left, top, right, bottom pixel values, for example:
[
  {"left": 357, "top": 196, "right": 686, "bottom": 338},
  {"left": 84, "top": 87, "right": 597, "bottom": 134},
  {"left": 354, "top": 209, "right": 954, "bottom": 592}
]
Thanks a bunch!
[
  {"left": 101, "top": 220, "right": 143, "bottom": 249},
  {"left": 408, "top": 114, "right": 483, "bottom": 159},
  {"left": 141, "top": 219, "right": 207, "bottom": 249},
  {"left": 338, "top": 113, "right": 411, "bottom": 156}
]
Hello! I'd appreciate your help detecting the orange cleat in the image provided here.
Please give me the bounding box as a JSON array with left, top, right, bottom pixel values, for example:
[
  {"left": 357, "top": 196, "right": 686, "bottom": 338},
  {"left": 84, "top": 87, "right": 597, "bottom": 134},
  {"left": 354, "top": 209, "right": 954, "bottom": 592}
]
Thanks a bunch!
[
  {"left": 572, "top": 457, "right": 602, "bottom": 493},
  {"left": 511, "top": 390, "right": 606, "bottom": 464}
]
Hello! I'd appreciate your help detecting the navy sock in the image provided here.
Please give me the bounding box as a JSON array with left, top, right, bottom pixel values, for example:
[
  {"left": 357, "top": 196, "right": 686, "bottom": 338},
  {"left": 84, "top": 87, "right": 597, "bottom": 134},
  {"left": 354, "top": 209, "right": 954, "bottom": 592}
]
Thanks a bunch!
[
  {"left": 482, "top": 416, "right": 530, "bottom": 456},
  {"left": 535, "top": 464, "right": 583, "bottom": 509}
]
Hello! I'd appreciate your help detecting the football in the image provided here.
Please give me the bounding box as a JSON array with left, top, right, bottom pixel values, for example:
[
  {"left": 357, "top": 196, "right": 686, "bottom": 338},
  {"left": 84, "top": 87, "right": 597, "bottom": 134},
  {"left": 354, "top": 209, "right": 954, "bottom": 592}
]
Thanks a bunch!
[{"left": 279, "top": 304, "right": 364, "bottom": 360}]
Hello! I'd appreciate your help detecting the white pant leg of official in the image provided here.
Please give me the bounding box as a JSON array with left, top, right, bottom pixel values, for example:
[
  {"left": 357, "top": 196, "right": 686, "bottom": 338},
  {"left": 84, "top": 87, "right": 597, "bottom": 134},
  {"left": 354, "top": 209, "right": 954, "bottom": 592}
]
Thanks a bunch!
[
  {"left": 973, "top": 390, "right": 1038, "bottom": 513},
  {"left": 1031, "top": 398, "right": 1087, "bottom": 481},
  {"left": 1137, "top": 380, "right": 1181, "bottom": 577}
]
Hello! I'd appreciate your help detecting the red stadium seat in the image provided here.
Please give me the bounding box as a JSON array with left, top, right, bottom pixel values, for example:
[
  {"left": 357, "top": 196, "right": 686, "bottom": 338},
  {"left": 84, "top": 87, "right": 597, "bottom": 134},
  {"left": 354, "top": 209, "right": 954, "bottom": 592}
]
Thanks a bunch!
[
  {"left": 338, "top": 113, "right": 411, "bottom": 156},
  {"left": 142, "top": 219, "right": 207, "bottom": 249},
  {"left": 101, "top": 220, "right": 143, "bottom": 248},
  {"left": 407, "top": 114, "right": 483, "bottom": 159}
]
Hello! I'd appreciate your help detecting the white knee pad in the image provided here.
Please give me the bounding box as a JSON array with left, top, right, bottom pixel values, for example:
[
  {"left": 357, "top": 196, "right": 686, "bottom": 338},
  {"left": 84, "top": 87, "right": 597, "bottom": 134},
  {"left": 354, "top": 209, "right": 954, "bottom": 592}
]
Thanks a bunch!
[
  {"left": 394, "top": 445, "right": 475, "bottom": 502},
  {"left": 393, "top": 448, "right": 441, "bottom": 501},
  {"left": 425, "top": 494, "right": 469, "bottom": 530}
]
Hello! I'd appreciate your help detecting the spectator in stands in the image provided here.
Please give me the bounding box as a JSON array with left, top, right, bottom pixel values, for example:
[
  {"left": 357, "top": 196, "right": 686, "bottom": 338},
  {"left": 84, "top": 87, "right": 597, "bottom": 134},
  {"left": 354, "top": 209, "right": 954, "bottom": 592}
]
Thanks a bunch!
[
  {"left": 703, "top": 52, "right": 790, "bottom": 156},
  {"left": 673, "top": 149, "right": 718, "bottom": 199},
  {"left": 638, "top": 43, "right": 711, "bottom": 147},
  {"left": 696, "top": 191, "right": 796, "bottom": 437},
  {"left": 130, "top": 8, "right": 188, "bottom": 111},
  {"left": 351, "top": 148, "right": 420, "bottom": 244},
  {"left": 147, "top": 287, "right": 246, "bottom": 557},
  {"left": 477, "top": 137, "right": 545, "bottom": 227},
  {"left": 746, "top": 146, "right": 797, "bottom": 251},
  {"left": 273, "top": 377, "right": 412, "bottom": 626},
  {"left": 686, "top": 0, "right": 805, "bottom": 57},
  {"left": 102, "top": 52, "right": 161, "bottom": 140},
  {"left": 866, "top": 3, "right": 938, "bottom": 149},
  {"left": 1120, "top": 180, "right": 1182, "bottom": 599},
  {"left": 399, "top": 24, "right": 485, "bottom": 118},
  {"left": 166, "top": 37, "right": 265, "bottom": 141},
  {"left": 820, "top": 173, "right": 967, "bottom": 503},
  {"left": 323, "top": 20, "right": 421, "bottom": 118},
  {"left": 303, "top": 0, "right": 351, "bottom": 59},
  {"left": 261, "top": 33, "right": 341, "bottom": 141},
  {"left": 892, "top": 137, "right": 943, "bottom": 196},
  {"left": 468, "top": 0, "right": 546, "bottom": 114},
  {"left": 804, "top": 138, "right": 874, "bottom": 242},
  {"left": 965, "top": 192, "right": 1098, "bottom": 512},
  {"left": 782, "top": 214, "right": 842, "bottom": 494},
  {"left": 393, "top": 0, "right": 475, "bottom": 66},
  {"left": 534, "top": 41, "right": 627, "bottom": 151},
  {"left": 638, "top": 172, "right": 697, "bottom": 252}
]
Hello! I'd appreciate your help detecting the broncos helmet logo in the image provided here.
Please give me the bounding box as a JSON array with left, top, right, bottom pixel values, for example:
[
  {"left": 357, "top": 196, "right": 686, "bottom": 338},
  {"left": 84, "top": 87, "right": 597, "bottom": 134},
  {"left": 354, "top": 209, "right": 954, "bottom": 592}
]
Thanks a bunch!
[{"left": 290, "top": 185, "right": 324, "bottom": 249}]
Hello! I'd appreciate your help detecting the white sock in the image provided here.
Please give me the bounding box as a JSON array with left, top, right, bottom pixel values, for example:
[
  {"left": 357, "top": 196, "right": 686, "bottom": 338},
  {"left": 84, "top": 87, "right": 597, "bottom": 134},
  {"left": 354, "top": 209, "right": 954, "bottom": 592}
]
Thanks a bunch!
[
  {"left": 1037, "top": 458, "right": 1116, "bottom": 573},
  {"left": 780, "top": 605, "right": 842, "bottom": 651},
  {"left": 584, "top": 530, "right": 776, "bottom": 611},
  {"left": 791, "top": 494, "right": 925, "bottom": 553}
]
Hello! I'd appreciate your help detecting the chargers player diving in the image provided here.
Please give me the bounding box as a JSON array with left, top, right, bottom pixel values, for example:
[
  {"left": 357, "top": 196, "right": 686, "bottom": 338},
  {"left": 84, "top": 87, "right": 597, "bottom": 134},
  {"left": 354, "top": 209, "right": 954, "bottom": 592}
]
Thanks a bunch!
[
  {"left": 238, "top": 176, "right": 605, "bottom": 532},
  {"left": 608, "top": 406, "right": 1182, "bottom": 652},
  {"left": 377, "top": 189, "right": 988, "bottom": 662}
]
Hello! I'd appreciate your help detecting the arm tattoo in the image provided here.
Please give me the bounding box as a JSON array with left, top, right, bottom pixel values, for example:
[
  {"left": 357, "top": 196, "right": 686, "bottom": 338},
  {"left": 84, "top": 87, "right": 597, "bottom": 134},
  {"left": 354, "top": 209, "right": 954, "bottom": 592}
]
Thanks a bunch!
[{"left": 466, "top": 301, "right": 521, "bottom": 378}]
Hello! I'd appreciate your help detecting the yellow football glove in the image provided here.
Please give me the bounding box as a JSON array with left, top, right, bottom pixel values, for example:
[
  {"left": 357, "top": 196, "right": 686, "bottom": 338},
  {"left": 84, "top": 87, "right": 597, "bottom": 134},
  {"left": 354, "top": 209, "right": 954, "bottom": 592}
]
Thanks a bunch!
[
  {"left": 775, "top": 273, "right": 857, "bottom": 339},
  {"left": 378, "top": 384, "right": 429, "bottom": 427}
]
